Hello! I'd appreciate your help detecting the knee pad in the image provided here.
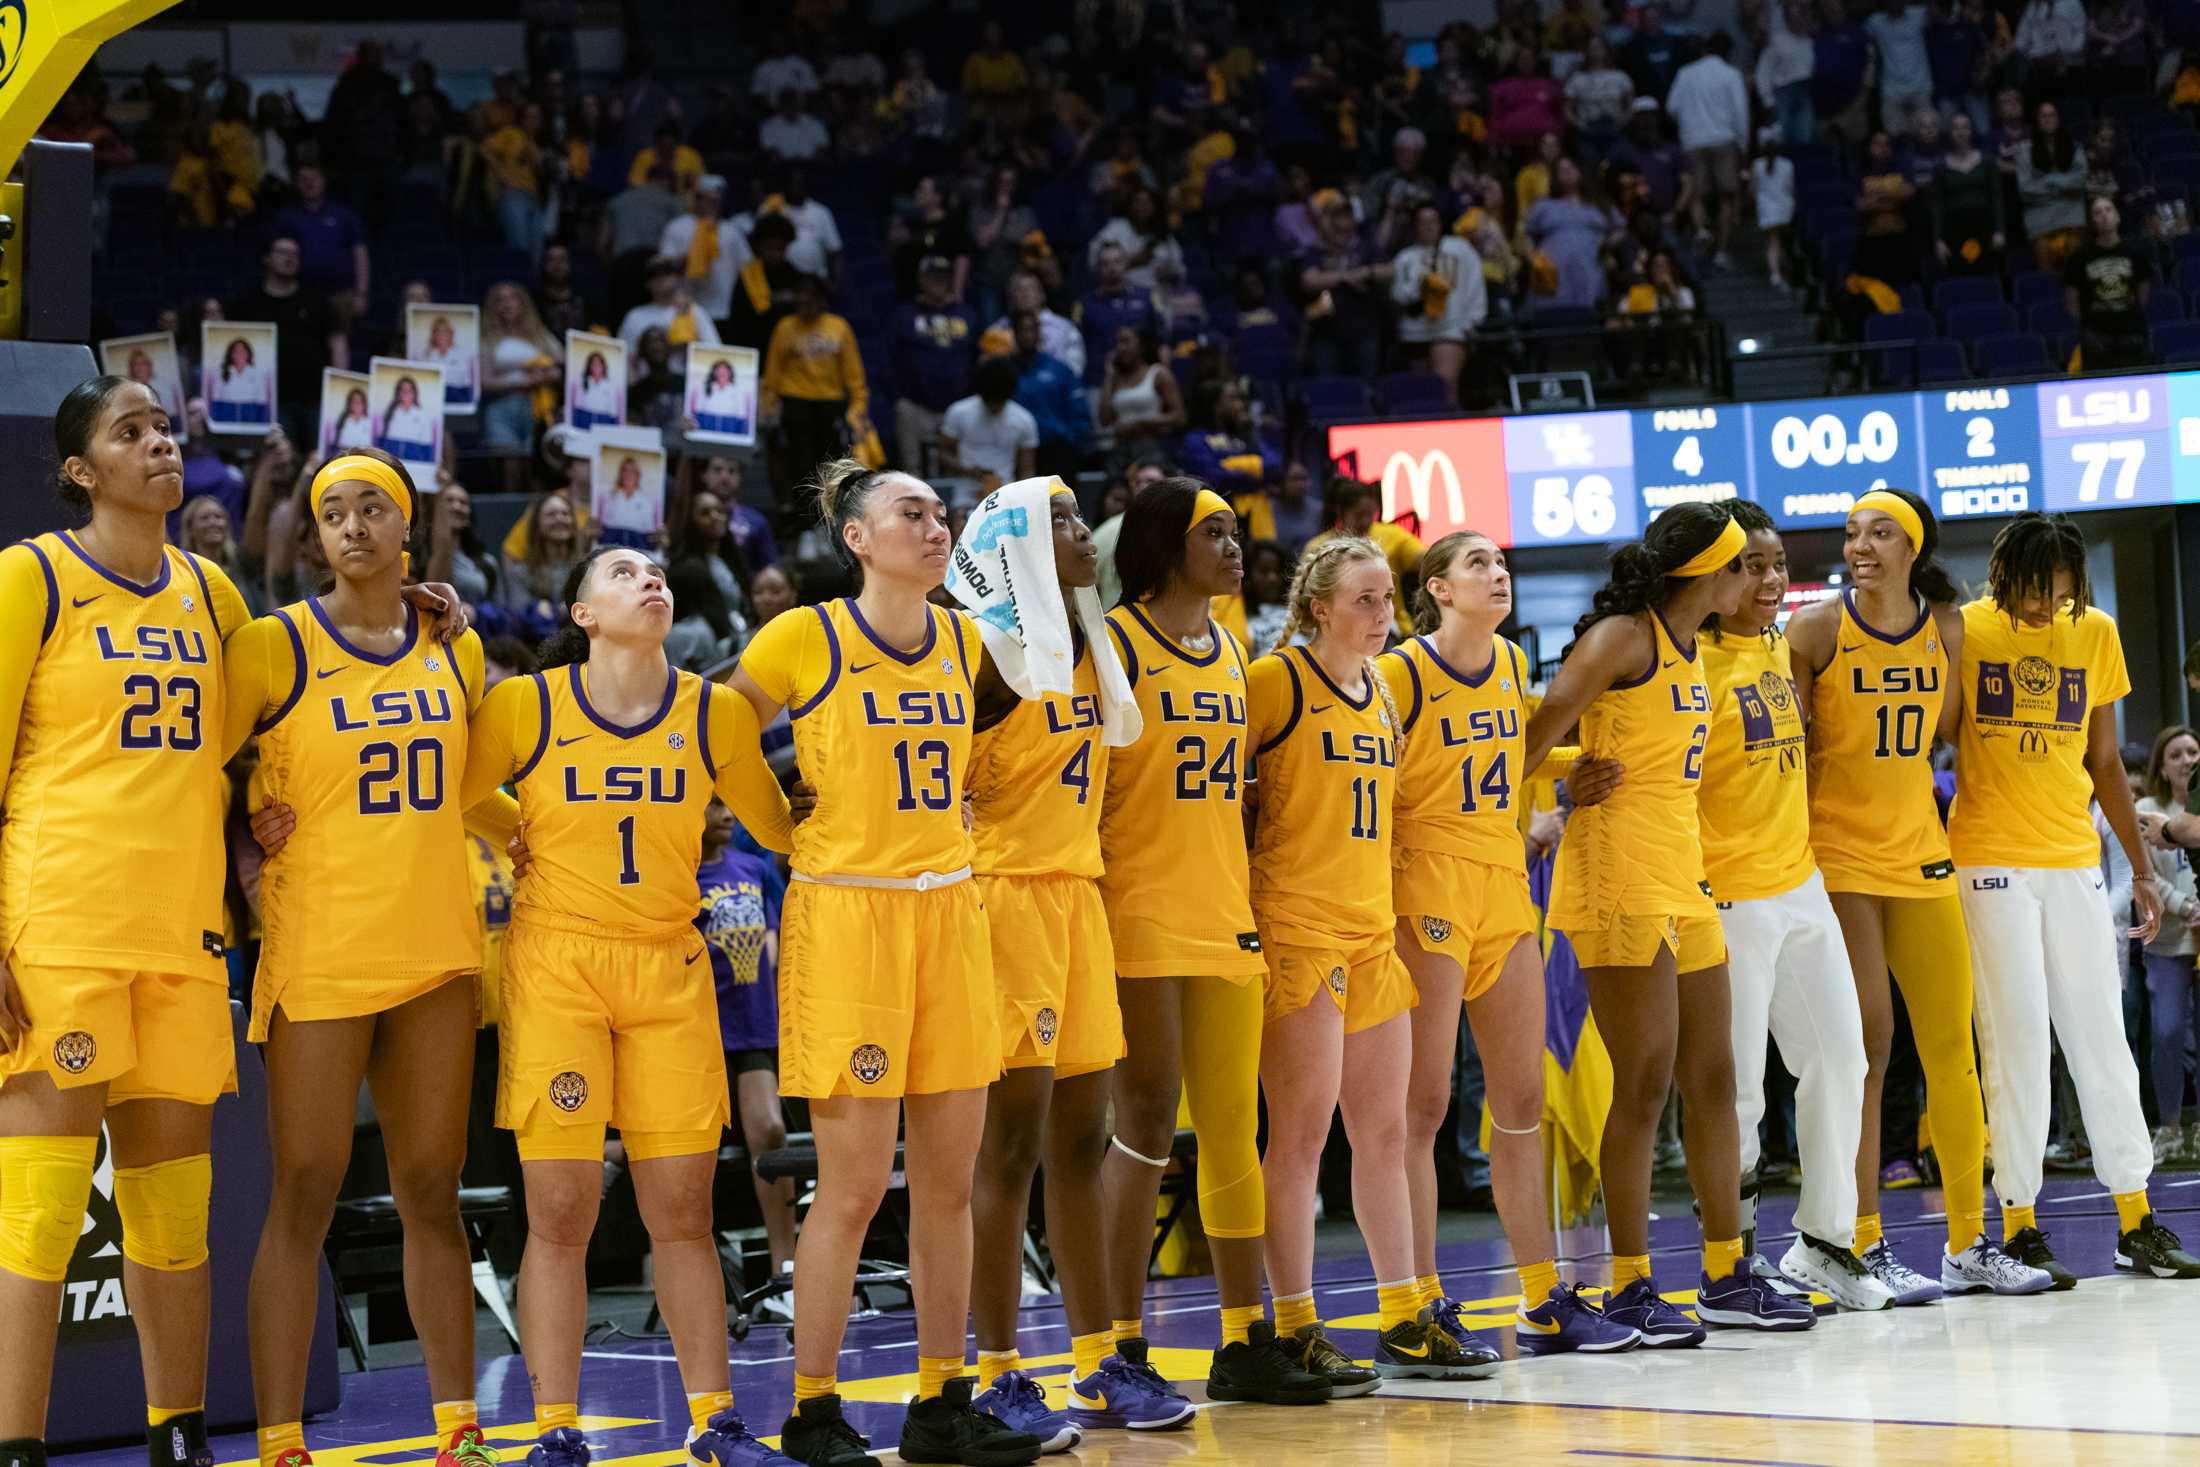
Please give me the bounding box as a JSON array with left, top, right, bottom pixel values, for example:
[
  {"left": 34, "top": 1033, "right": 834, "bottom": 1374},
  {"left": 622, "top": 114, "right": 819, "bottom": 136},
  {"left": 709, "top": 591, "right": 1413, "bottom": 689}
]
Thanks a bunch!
[
  {"left": 113, "top": 1153, "right": 212, "bottom": 1272},
  {"left": 0, "top": 1134, "right": 100, "bottom": 1282}
]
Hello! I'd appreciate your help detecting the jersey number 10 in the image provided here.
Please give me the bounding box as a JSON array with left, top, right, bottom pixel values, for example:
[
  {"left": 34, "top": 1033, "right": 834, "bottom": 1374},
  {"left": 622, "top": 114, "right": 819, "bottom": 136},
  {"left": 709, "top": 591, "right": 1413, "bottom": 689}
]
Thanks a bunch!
[{"left": 1873, "top": 703, "right": 1926, "bottom": 758}]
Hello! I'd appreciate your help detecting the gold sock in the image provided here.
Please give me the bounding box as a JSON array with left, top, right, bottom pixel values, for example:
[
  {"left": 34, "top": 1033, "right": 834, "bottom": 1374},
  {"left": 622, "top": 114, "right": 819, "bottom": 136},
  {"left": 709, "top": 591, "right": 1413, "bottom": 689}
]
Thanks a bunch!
[
  {"left": 1375, "top": 1280, "right": 1421, "bottom": 1330},
  {"left": 1273, "top": 1290, "right": 1319, "bottom": 1335},
  {"left": 148, "top": 1405, "right": 200, "bottom": 1428},
  {"left": 1071, "top": 1332, "right": 1112, "bottom": 1377},
  {"left": 1414, "top": 1272, "right": 1444, "bottom": 1307},
  {"left": 916, "top": 1355, "right": 964, "bottom": 1401},
  {"left": 1517, "top": 1258, "right": 1559, "bottom": 1306},
  {"left": 258, "top": 1422, "right": 306, "bottom": 1467},
  {"left": 975, "top": 1350, "right": 1020, "bottom": 1382},
  {"left": 534, "top": 1404, "right": 578, "bottom": 1436},
  {"left": 1853, "top": 1214, "right": 1884, "bottom": 1255},
  {"left": 1111, "top": 1316, "right": 1142, "bottom": 1343},
  {"left": 686, "top": 1391, "right": 731, "bottom": 1434},
  {"left": 1611, "top": 1253, "right": 1653, "bottom": 1290},
  {"left": 2003, "top": 1203, "right": 2037, "bottom": 1239},
  {"left": 793, "top": 1373, "right": 836, "bottom": 1404},
  {"left": 1703, "top": 1236, "right": 1744, "bottom": 1280},
  {"left": 1948, "top": 1206, "right": 1984, "bottom": 1257},
  {"left": 2115, "top": 1189, "right": 2151, "bottom": 1234},
  {"left": 1219, "top": 1302, "right": 1264, "bottom": 1346},
  {"left": 431, "top": 1402, "right": 477, "bottom": 1440}
]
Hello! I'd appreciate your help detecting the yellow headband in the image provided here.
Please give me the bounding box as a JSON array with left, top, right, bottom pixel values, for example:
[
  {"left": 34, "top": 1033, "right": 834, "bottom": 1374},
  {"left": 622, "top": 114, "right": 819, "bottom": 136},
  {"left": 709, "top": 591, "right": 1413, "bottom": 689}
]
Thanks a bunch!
[
  {"left": 310, "top": 455, "right": 415, "bottom": 528},
  {"left": 1851, "top": 489, "right": 1924, "bottom": 553},
  {"left": 1190, "top": 488, "right": 1233, "bottom": 530},
  {"left": 1670, "top": 516, "right": 1746, "bottom": 578}
]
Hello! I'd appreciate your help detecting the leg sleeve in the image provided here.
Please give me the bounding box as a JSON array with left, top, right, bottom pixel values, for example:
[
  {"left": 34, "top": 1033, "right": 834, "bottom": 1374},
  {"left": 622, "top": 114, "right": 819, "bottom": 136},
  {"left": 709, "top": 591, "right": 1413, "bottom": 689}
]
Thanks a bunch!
[
  {"left": 1888, "top": 889, "right": 1991, "bottom": 1246},
  {"left": 1181, "top": 976, "right": 1265, "bottom": 1240}
]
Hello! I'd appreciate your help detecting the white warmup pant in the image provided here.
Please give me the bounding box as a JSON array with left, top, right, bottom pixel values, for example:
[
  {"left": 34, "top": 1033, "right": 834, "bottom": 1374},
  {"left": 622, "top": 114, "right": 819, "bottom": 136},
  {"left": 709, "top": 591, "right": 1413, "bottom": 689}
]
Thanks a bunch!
[
  {"left": 1959, "top": 866, "right": 2154, "bottom": 1210},
  {"left": 1716, "top": 869, "right": 1870, "bottom": 1245}
]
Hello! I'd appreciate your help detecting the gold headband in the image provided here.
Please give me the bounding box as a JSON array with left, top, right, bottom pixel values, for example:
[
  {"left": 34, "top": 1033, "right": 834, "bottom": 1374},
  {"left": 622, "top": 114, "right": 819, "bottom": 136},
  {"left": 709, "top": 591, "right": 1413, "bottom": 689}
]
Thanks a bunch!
[
  {"left": 1189, "top": 488, "right": 1233, "bottom": 530},
  {"left": 1670, "top": 516, "right": 1746, "bottom": 578},
  {"left": 310, "top": 455, "right": 415, "bottom": 528},
  {"left": 1851, "top": 490, "right": 1924, "bottom": 553}
]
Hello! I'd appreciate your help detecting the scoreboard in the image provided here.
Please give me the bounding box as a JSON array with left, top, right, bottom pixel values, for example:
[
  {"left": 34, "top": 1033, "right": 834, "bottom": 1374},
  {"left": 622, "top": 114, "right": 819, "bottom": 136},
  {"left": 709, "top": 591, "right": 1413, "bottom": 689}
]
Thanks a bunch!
[{"left": 1326, "top": 372, "right": 2196, "bottom": 549}]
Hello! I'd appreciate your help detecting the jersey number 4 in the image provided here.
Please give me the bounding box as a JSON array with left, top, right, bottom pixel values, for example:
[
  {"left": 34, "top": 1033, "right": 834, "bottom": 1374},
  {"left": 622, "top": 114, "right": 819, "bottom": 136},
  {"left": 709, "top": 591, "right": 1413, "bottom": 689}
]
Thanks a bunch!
[
  {"left": 1173, "top": 735, "right": 1239, "bottom": 800},
  {"left": 119, "top": 674, "right": 202, "bottom": 751},
  {"left": 1059, "top": 739, "right": 1093, "bottom": 804}
]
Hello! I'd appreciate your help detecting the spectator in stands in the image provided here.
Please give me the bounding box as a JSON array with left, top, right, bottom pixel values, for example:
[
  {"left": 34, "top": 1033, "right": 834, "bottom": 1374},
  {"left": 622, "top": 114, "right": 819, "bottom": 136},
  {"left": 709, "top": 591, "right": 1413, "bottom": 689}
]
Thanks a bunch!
[
  {"left": 1570, "top": 35, "right": 1639, "bottom": 168},
  {"left": 693, "top": 455, "right": 778, "bottom": 570},
  {"left": 1610, "top": 98, "right": 1692, "bottom": 227},
  {"left": 231, "top": 234, "right": 346, "bottom": 448},
  {"left": 991, "top": 269, "right": 1084, "bottom": 377},
  {"left": 1757, "top": 3, "right": 1818, "bottom": 147},
  {"left": 1096, "top": 324, "right": 1185, "bottom": 455},
  {"left": 1491, "top": 50, "right": 1567, "bottom": 155},
  {"left": 882, "top": 46, "right": 952, "bottom": 145},
  {"left": 2083, "top": 116, "right": 2138, "bottom": 208},
  {"left": 1754, "top": 140, "right": 1797, "bottom": 289},
  {"left": 251, "top": 90, "right": 297, "bottom": 195},
  {"left": 1928, "top": 0, "right": 1994, "bottom": 132},
  {"left": 500, "top": 489, "right": 586, "bottom": 621},
  {"left": 1899, "top": 104, "right": 1946, "bottom": 193},
  {"left": 2087, "top": 0, "right": 2152, "bottom": 99},
  {"left": 1008, "top": 310, "right": 1091, "bottom": 483},
  {"left": 532, "top": 241, "right": 600, "bottom": 341},
  {"left": 1625, "top": 4, "right": 1689, "bottom": 100},
  {"left": 1855, "top": 128, "right": 1922, "bottom": 287},
  {"left": 663, "top": 484, "right": 754, "bottom": 670},
  {"left": 1076, "top": 241, "right": 1160, "bottom": 384},
  {"left": 961, "top": 19, "right": 1031, "bottom": 122},
  {"left": 1092, "top": 456, "right": 1169, "bottom": 608},
  {"left": 1088, "top": 183, "right": 1185, "bottom": 295},
  {"left": 891, "top": 255, "right": 980, "bottom": 473},
  {"left": 1527, "top": 156, "right": 1623, "bottom": 310},
  {"left": 939, "top": 353, "right": 1039, "bottom": 501},
  {"left": 1203, "top": 126, "right": 1282, "bottom": 267},
  {"left": 1932, "top": 110, "right": 2007, "bottom": 276},
  {"left": 726, "top": 212, "right": 803, "bottom": 351},
  {"left": 619, "top": 256, "right": 722, "bottom": 372},
  {"left": 324, "top": 40, "right": 404, "bottom": 220},
  {"left": 1177, "top": 380, "right": 1282, "bottom": 498},
  {"left": 759, "top": 88, "right": 831, "bottom": 164},
  {"left": 483, "top": 100, "right": 550, "bottom": 258},
  {"left": 480, "top": 280, "right": 563, "bottom": 452},
  {"left": 761, "top": 272, "right": 866, "bottom": 496},
  {"left": 963, "top": 163, "right": 1036, "bottom": 321},
  {"left": 1869, "top": 0, "right": 1935, "bottom": 136},
  {"left": 2014, "top": 0, "right": 2088, "bottom": 100},
  {"left": 1668, "top": 32, "right": 1752, "bottom": 269},
  {"left": 424, "top": 477, "right": 498, "bottom": 610},
  {"left": 751, "top": 30, "right": 820, "bottom": 102},
  {"left": 1392, "top": 202, "right": 1488, "bottom": 406},
  {"left": 179, "top": 493, "right": 258, "bottom": 610},
  {"left": 1814, "top": 0, "right": 1875, "bottom": 145},
  {"left": 753, "top": 167, "right": 842, "bottom": 285},
  {"left": 270, "top": 161, "right": 369, "bottom": 313},
  {"left": 660, "top": 175, "right": 740, "bottom": 330},
  {"left": 1301, "top": 190, "right": 1392, "bottom": 379},
  {"left": 630, "top": 326, "right": 687, "bottom": 431},
  {"left": 2018, "top": 99, "right": 2088, "bottom": 270},
  {"left": 2137, "top": 727, "right": 2200, "bottom": 1160},
  {"left": 629, "top": 121, "right": 705, "bottom": 194},
  {"left": 1251, "top": 460, "right": 1325, "bottom": 561},
  {"left": 889, "top": 175, "right": 974, "bottom": 301},
  {"left": 1366, "top": 127, "right": 1441, "bottom": 244},
  {"left": 2066, "top": 194, "right": 2155, "bottom": 367}
]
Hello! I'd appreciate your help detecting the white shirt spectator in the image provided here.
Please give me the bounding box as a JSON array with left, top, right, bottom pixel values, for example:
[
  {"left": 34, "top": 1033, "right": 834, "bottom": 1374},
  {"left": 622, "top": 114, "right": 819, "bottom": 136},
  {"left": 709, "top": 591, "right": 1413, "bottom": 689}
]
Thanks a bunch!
[
  {"left": 1086, "top": 217, "right": 1186, "bottom": 295},
  {"left": 1666, "top": 53, "right": 1751, "bottom": 151},
  {"left": 1866, "top": 3, "right": 1933, "bottom": 102},
  {"left": 760, "top": 110, "right": 832, "bottom": 162},
  {"left": 1754, "top": 28, "right": 1815, "bottom": 104},
  {"left": 1389, "top": 236, "right": 1489, "bottom": 342},
  {"left": 2014, "top": 0, "right": 2087, "bottom": 63},
  {"left": 735, "top": 199, "right": 843, "bottom": 279},
  {"left": 660, "top": 212, "right": 749, "bottom": 320},
  {"left": 940, "top": 395, "right": 1039, "bottom": 483},
  {"left": 751, "top": 52, "right": 820, "bottom": 100},
  {"left": 1752, "top": 154, "right": 1796, "bottom": 228},
  {"left": 986, "top": 308, "right": 1087, "bottom": 376},
  {"left": 616, "top": 302, "right": 721, "bottom": 372},
  {"left": 1564, "top": 66, "right": 1635, "bottom": 131}
]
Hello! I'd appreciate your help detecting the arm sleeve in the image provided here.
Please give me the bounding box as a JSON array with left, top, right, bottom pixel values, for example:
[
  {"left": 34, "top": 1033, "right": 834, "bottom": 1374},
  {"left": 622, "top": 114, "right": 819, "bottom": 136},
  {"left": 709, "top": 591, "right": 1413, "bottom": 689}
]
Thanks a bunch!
[
  {"left": 0, "top": 546, "right": 50, "bottom": 797},
  {"left": 735, "top": 607, "right": 816, "bottom": 712},
  {"left": 1245, "top": 654, "right": 1294, "bottom": 749},
  {"left": 1377, "top": 651, "right": 1419, "bottom": 731},
  {"left": 199, "top": 557, "right": 253, "bottom": 644},
  {"left": 707, "top": 685, "right": 796, "bottom": 854},
  {"left": 459, "top": 675, "right": 540, "bottom": 816},
  {"left": 218, "top": 614, "right": 291, "bottom": 764}
]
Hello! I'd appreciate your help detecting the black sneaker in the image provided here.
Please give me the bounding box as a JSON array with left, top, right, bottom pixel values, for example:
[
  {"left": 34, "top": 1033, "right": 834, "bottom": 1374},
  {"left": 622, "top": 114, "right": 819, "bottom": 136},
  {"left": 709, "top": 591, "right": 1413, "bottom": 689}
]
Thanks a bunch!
[
  {"left": 1206, "top": 1320, "right": 1332, "bottom": 1405},
  {"left": 1280, "top": 1323, "right": 1381, "bottom": 1397},
  {"left": 2116, "top": 1214, "right": 2200, "bottom": 1279},
  {"left": 778, "top": 1396, "right": 873, "bottom": 1467},
  {"left": 1, "top": 1439, "right": 47, "bottom": 1467},
  {"left": 896, "top": 1377, "right": 1043, "bottom": 1466},
  {"left": 2003, "top": 1227, "right": 2078, "bottom": 1290},
  {"left": 148, "top": 1412, "right": 212, "bottom": 1467}
]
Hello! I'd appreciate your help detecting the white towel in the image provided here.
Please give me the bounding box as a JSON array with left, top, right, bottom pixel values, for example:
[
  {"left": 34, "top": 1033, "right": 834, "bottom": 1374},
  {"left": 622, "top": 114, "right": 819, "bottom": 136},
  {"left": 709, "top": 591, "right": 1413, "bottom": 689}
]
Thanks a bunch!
[{"left": 945, "top": 476, "right": 1143, "bottom": 748}]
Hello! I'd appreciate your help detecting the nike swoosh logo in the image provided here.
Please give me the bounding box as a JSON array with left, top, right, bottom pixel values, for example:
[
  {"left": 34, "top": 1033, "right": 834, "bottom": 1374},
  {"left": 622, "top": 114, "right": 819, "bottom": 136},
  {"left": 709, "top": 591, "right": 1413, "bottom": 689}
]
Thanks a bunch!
[
  {"left": 1389, "top": 1339, "right": 1430, "bottom": 1357},
  {"left": 849, "top": 661, "right": 878, "bottom": 675},
  {"left": 1427, "top": 691, "right": 1451, "bottom": 702},
  {"left": 1310, "top": 703, "right": 1333, "bottom": 715},
  {"left": 686, "top": 949, "right": 703, "bottom": 966},
  {"left": 1841, "top": 643, "right": 1864, "bottom": 654},
  {"left": 71, "top": 594, "right": 102, "bottom": 609},
  {"left": 316, "top": 665, "right": 347, "bottom": 680},
  {"left": 556, "top": 734, "right": 589, "bottom": 747},
  {"left": 1661, "top": 660, "right": 1679, "bottom": 670},
  {"left": 1144, "top": 664, "right": 1169, "bottom": 677},
  {"left": 1515, "top": 1312, "right": 1561, "bottom": 1334}
]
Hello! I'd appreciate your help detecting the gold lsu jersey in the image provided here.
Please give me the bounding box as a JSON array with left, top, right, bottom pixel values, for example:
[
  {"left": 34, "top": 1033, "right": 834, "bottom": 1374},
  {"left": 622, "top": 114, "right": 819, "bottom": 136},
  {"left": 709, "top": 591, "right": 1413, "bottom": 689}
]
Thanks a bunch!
[
  {"left": 233, "top": 602, "right": 487, "bottom": 986},
  {"left": 1380, "top": 633, "right": 1532, "bottom": 871},
  {"left": 969, "top": 641, "right": 1109, "bottom": 878},
  {"left": 1807, "top": 591, "right": 1953, "bottom": 897},
  {"left": 0, "top": 534, "right": 248, "bottom": 971},
  {"left": 461, "top": 662, "right": 793, "bottom": 936},
  {"left": 1247, "top": 647, "right": 1398, "bottom": 947},
  {"left": 738, "top": 599, "right": 981, "bottom": 879},
  {"left": 1698, "top": 630, "right": 1815, "bottom": 904},
  {"left": 1098, "top": 604, "right": 1264, "bottom": 980},
  {"left": 1549, "top": 610, "right": 1716, "bottom": 930}
]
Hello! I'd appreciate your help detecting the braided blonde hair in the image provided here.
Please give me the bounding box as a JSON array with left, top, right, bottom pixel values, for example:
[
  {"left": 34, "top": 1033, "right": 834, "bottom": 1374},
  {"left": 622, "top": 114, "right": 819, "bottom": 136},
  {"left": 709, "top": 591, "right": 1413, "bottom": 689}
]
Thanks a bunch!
[{"left": 1279, "top": 535, "right": 1406, "bottom": 759}]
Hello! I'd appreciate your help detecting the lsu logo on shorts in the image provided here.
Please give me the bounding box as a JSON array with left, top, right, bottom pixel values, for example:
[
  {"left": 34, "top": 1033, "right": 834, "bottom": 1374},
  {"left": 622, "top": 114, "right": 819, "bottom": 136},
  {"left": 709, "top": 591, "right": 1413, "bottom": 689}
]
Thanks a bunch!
[
  {"left": 53, "top": 1031, "right": 97, "bottom": 1074},
  {"left": 548, "top": 1071, "right": 589, "bottom": 1112},
  {"left": 1326, "top": 966, "right": 1347, "bottom": 999},
  {"left": 1420, "top": 916, "right": 1453, "bottom": 944},
  {"left": 1035, "top": 1007, "right": 1059, "bottom": 1045},
  {"left": 849, "top": 1043, "right": 890, "bottom": 1085}
]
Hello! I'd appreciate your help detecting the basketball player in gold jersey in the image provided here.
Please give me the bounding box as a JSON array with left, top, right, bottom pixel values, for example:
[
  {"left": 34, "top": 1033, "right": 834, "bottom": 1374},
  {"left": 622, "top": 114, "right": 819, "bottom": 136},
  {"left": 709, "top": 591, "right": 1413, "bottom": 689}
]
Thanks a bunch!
[
  {"left": 1247, "top": 537, "right": 1493, "bottom": 1386},
  {"left": 460, "top": 546, "right": 806, "bottom": 1467},
  {"left": 224, "top": 449, "right": 516, "bottom": 1467},
  {"left": 731, "top": 463, "right": 1041, "bottom": 1467},
  {"left": 1096, "top": 481, "right": 1330, "bottom": 1411},
  {"left": 1525, "top": 502, "right": 1815, "bottom": 1340},
  {"left": 1786, "top": 488, "right": 2050, "bottom": 1300},
  {"left": 1380, "top": 532, "right": 1642, "bottom": 1356}
]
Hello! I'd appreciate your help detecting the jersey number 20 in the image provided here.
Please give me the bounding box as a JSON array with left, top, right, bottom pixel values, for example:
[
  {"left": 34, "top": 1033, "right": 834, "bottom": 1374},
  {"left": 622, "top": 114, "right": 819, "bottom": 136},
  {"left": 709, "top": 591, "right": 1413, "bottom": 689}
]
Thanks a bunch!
[{"left": 358, "top": 739, "right": 445, "bottom": 814}]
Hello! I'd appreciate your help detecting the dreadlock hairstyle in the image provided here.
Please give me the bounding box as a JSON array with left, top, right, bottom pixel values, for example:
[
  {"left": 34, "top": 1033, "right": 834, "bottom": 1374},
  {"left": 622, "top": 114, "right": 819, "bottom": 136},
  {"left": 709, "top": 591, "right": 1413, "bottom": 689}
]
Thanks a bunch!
[
  {"left": 1570, "top": 500, "right": 1736, "bottom": 646},
  {"left": 1276, "top": 535, "right": 1406, "bottom": 760},
  {"left": 537, "top": 544, "right": 643, "bottom": 669},
  {"left": 1861, "top": 486, "right": 1962, "bottom": 606},
  {"left": 1704, "top": 498, "right": 1779, "bottom": 644},
  {"left": 1410, "top": 530, "right": 1499, "bottom": 635},
  {"left": 1113, "top": 475, "right": 1214, "bottom": 606},
  {"left": 1985, "top": 511, "right": 2090, "bottom": 622}
]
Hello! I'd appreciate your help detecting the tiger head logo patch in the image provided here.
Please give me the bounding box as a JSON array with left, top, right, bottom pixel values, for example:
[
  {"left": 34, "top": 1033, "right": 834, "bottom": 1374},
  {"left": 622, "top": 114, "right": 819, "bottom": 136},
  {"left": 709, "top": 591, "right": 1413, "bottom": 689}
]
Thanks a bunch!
[
  {"left": 1035, "top": 1007, "right": 1059, "bottom": 1044},
  {"left": 1420, "top": 916, "right": 1453, "bottom": 944},
  {"left": 2014, "top": 655, "right": 2055, "bottom": 697},
  {"left": 547, "top": 1071, "right": 589, "bottom": 1112},
  {"left": 850, "top": 1043, "right": 890, "bottom": 1085},
  {"left": 52, "top": 1031, "right": 96, "bottom": 1074},
  {"left": 1758, "top": 671, "right": 1791, "bottom": 711},
  {"left": 1326, "top": 965, "right": 1347, "bottom": 998}
]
